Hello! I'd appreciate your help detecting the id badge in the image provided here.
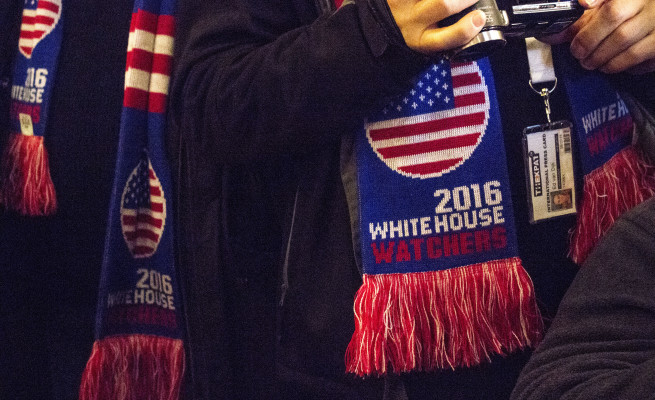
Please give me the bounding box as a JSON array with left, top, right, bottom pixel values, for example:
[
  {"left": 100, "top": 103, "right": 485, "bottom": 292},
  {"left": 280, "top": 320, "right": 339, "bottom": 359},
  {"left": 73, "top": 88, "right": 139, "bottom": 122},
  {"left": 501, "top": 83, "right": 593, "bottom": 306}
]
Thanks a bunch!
[{"left": 523, "top": 120, "right": 576, "bottom": 223}]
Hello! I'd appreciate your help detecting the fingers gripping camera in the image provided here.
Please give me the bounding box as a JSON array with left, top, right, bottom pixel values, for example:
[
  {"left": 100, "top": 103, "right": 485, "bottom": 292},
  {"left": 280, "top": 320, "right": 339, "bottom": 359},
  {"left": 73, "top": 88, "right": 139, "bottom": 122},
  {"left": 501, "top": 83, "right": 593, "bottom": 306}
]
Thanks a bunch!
[{"left": 440, "top": 0, "right": 584, "bottom": 60}]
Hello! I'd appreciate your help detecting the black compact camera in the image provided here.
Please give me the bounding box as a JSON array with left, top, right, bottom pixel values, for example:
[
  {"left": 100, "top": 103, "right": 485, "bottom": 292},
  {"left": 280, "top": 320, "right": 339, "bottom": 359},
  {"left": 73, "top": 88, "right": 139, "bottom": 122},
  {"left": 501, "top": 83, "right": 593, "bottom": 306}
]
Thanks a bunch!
[{"left": 440, "top": 0, "right": 584, "bottom": 61}]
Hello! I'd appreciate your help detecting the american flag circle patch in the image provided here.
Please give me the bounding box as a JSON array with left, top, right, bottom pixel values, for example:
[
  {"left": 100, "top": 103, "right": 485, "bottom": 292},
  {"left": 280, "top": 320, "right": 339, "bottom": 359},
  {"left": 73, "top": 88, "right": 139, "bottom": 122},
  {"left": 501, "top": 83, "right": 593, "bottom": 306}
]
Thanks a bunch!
[
  {"left": 366, "top": 61, "right": 490, "bottom": 179},
  {"left": 18, "top": 0, "right": 62, "bottom": 59},
  {"left": 120, "top": 155, "right": 167, "bottom": 259}
]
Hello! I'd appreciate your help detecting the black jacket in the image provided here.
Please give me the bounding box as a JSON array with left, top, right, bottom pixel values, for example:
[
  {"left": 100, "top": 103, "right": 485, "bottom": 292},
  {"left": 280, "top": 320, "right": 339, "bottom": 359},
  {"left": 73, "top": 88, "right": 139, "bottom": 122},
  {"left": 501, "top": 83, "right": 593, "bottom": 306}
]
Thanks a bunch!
[
  {"left": 168, "top": 0, "right": 654, "bottom": 399},
  {"left": 169, "top": 1, "right": 429, "bottom": 399}
]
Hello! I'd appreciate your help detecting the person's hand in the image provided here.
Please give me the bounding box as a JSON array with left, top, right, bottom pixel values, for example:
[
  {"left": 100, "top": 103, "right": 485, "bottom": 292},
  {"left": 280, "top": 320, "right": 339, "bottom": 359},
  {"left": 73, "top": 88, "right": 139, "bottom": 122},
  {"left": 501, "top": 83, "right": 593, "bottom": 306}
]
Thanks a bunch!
[
  {"left": 544, "top": 0, "right": 655, "bottom": 74},
  {"left": 387, "top": 0, "right": 486, "bottom": 55}
]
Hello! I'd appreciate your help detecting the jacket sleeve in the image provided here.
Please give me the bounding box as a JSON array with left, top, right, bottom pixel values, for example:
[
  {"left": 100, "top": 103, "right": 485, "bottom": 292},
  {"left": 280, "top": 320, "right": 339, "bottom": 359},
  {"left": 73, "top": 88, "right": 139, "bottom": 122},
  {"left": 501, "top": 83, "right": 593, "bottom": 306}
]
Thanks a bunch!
[
  {"left": 169, "top": 0, "right": 428, "bottom": 164},
  {"left": 510, "top": 195, "right": 655, "bottom": 400}
]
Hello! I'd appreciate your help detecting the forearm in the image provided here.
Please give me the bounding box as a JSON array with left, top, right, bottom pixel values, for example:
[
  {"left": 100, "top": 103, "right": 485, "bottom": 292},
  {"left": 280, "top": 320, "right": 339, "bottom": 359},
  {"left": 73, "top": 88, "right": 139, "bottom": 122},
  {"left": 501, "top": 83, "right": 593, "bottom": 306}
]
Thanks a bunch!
[
  {"left": 511, "top": 197, "right": 655, "bottom": 400},
  {"left": 170, "top": 0, "right": 427, "bottom": 163}
]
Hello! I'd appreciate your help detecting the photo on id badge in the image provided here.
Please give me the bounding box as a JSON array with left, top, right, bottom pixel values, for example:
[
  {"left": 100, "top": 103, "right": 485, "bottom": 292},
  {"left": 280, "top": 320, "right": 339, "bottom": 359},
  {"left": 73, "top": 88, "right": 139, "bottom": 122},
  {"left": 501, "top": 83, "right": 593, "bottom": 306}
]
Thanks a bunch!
[
  {"left": 523, "top": 120, "right": 576, "bottom": 223},
  {"left": 550, "top": 188, "right": 572, "bottom": 211}
]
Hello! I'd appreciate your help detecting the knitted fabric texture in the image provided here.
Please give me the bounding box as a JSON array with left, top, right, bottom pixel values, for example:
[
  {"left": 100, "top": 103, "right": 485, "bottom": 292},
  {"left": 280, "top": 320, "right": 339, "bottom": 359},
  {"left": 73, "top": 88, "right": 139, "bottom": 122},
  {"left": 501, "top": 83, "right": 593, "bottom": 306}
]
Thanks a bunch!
[
  {"left": 345, "top": 59, "right": 543, "bottom": 376},
  {"left": 555, "top": 47, "right": 655, "bottom": 265},
  {"left": 1, "top": 0, "right": 63, "bottom": 215},
  {"left": 79, "top": 0, "right": 185, "bottom": 398}
]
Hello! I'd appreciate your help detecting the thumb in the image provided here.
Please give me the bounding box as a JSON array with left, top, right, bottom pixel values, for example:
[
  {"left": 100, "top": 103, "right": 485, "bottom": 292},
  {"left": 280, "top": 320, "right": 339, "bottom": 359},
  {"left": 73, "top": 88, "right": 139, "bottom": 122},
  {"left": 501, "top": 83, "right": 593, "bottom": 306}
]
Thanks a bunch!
[
  {"left": 411, "top": 10, "right": 485, "bottom": 55},
  {"left": 578, "top": 0, "right": 603, "bottom": 9}
]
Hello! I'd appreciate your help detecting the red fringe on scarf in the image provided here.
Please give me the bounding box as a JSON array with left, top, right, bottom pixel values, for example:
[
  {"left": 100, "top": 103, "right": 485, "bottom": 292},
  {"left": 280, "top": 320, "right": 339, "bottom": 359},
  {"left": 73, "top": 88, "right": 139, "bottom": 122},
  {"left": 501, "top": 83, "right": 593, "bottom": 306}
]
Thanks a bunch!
[
  {"left": 570, "top": 145, "right": 655, "bottom": 265},
  {"left": 0, "top": 133, "right": 56, "bottom": 215},
  {"left": 345, "top": 258, "right": 542, "bottom": 376},
  {"left": 79, "top": 335, "right": 185, "bottom": 400}
]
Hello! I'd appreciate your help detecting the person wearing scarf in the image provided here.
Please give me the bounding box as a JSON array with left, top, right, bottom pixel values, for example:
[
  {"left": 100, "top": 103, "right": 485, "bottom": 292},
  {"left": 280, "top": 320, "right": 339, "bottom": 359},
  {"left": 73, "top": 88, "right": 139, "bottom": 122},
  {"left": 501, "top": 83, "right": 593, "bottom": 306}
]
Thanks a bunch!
[
  {"left": 2, "top": 0, "right": 185, "bottom": 397},
  {"left": 168, "top": 0, "right": 655, "bottom": 399},
  {"left": 79, "top": 0, "right": 185, "bottom": 398},
  {"left": 0, "top": 0, "right": 139, "bottom": 398}
]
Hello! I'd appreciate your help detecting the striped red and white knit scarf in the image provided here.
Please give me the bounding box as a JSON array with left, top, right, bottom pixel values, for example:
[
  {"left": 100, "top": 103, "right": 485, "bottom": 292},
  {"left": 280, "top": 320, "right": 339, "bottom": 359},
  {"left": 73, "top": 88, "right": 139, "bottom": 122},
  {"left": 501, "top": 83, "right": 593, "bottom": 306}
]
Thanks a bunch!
[
  {"left": 1, "top": 0, "right": 62, "bottom": 215},
  {"left": 79, "top": 0, "right": 185, "bottom": 398}
]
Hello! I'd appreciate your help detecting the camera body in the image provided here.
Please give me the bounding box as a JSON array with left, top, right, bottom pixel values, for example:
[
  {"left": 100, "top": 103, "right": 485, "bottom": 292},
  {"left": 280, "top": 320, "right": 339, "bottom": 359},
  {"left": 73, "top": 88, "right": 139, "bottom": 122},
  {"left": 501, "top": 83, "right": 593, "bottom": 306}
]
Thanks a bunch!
[{"left": 440, "top": 0, "right": 584, "bottom": 61}]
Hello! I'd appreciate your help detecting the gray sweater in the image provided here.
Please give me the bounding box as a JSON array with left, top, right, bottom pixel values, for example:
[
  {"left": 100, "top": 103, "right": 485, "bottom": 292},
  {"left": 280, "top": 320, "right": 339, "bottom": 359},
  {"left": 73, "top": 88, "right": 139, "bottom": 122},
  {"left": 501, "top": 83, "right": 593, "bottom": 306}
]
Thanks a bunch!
[{"left": 512, "top": 102, "right": 655, "bottom": 400}]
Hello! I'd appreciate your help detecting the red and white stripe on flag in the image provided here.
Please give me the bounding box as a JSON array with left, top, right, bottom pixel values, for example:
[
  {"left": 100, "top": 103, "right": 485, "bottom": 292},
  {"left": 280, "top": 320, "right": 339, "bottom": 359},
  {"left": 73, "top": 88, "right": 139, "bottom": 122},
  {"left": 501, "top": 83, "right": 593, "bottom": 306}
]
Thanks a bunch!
[
  {"left": 18, "top": 0, "right": 62, "bottom": 58},
  {"left": 366, "top": 62, "right": 490, "bottom": 179},
  {"left": 120, "top": 159, "right": 167, "bottom": 259},
  {"left": 123, "top": 9, "right": 175, "bottom": 114}
]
